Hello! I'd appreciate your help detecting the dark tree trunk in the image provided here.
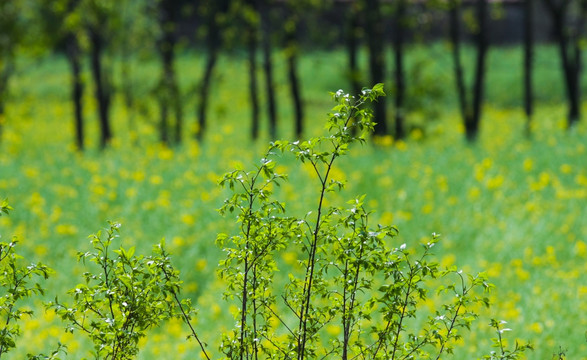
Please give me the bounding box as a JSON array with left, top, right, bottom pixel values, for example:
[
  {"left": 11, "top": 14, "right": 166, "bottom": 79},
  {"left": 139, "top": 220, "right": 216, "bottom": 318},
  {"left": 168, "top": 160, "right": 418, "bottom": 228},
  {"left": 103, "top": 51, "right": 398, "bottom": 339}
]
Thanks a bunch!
[
  {"left": 393, "top": 0, "right": 407, "bottom": 140},
  {"left": 197, "top": 16, "right": 220, "bottom": 141},
  {"left": 542, "top": 0, "right": 585, "bottom": 128},
  {"left": 158, "top": 0, "right": 182, "bottom": 145},
  {"left": 288, "top": 52, "right": 303, "bottom": 139},
  {"left": 468, "top": 0, "right": 489, "bottom": 142},
  {"left": 449, "top": 0, "right": 489, "bottom": 142},
  {"left": 198, "top": 50, "right": 218, "bottom": 141},
  {"left": 159, "top": 99, "right": 169, "bottom": 144},
  {"left": 553, "top": 3, "right": 580, "bottom": 127},
  {"left": 120, "top": 16, "right": 136, "bottom": 145},
  {"left": 65, "top": 35, "right": 84, "bottom": 151},
  {"left": 285, "top": 12, "right": 303, "bottom": 139},
  {"left": 246, "top": 0, "right": 260, "bottom": 140},
  {"left": 89, "top": 28, "right": 112, "bottom": 149},
  {"left": 449, "top": 1, "right": 468, "bottom": 123},
  {"left": 260, "top": 0, "right": 278, "bottom": 139},
  {"left": 524, "top": 0, "right": 534, "bottom": 136},
  {"left": 347, "top": 1, "right": 361, "bottom": 97},
  {"left": 364, "top": 0, "right": 387, "bottom": 135}
]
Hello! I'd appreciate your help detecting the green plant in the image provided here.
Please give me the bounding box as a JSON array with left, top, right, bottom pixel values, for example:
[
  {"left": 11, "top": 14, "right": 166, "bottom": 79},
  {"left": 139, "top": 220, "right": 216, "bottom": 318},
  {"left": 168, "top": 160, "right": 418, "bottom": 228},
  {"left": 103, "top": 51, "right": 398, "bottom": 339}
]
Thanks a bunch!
[
  {"left": 26, "top": 343, "right": 68, "bottom": 360},
  {"left": 213, "top": 85, "right": 530, "bottom": 359},
  {"left": 48, "top": 222, "right": 197, "bottom": 360},
  {"left": 481, "top": 319, "right": 532, "bottom": 360},
  {"left": 0, "top": 200, "right": 53, "bottom": 358}
]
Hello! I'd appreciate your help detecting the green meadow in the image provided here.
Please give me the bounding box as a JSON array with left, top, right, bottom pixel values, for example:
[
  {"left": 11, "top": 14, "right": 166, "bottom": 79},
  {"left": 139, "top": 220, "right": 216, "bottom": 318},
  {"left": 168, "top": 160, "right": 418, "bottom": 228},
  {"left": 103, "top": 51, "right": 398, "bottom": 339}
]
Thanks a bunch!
[{"left": 1, "top": 45, "right": 587, "bottom": 358}]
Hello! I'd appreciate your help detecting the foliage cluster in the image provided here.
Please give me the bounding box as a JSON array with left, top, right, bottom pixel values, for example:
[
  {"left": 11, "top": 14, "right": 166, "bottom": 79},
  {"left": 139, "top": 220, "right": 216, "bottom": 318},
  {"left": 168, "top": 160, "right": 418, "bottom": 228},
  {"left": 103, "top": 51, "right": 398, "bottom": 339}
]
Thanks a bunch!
[{"left": 0, "top": 87, "right": 533, "bottom": 359}]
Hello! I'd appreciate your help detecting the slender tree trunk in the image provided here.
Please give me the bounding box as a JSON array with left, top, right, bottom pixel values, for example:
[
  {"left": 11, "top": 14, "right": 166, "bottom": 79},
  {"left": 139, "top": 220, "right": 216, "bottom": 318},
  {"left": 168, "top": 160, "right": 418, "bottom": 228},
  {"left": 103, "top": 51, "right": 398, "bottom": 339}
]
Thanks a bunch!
[
  {"left": 393, "top": 0, "right": 407, "bottom": 140},
  {"left": 197, "top": 21, "right": 220, "bottom": 141},
  {"left": 260, "top": 0, "right": 278, "bottom": 139},
  {"left": 159, "top": 41, "right": 181, "bottom": 145},
  {"left": 449, "top": 0, "right": 488, "bottom": 142},
  {"left": 554, "top": 7, "right": 580, "bottom": 127},
  {"left": 569, "top": 0, "right": 587, "bottom": 127},
  {"left": 347, "top": 1, "right": 361, "bottom": 97},
  {"left": 120, "top": 0, "right": 134, "bottom": 114},
  {"left": 89, "top": 28, "right": 112, "bottom": 149},
  {"left": 120, "top": 9, "right": 136, "bottom": 145},
  {"left": 543, "top": 0, "right": 585, "bottom": 128},
  {"left": 468, "top": 0, "right": 489, "bottom": 141},
  {"left": 159, "top": 1, "right": 182, "bottom": 144},
  {"left": 524, "top": 0, "right": 534, "bottom": 136},
  {"left": 172, "top": 71, "right": 182, "bottom": 144},
  {"left": 449, "top": 0, "right": 468, "bottom": 124},
  {"left": 285, "top": 12, "right": 303, "bottom": 139},
  {"left": 159, "top": 98, "right": 169, "bottom": 144},
  {"left": 364, "top": 0, "right": 387, "bottom": 135},
  {"left": 66, "top": 35, "right": 84, "bottom": 151},
  {"left": 246, "top": 1, "right": 260, "bottom": 140}
]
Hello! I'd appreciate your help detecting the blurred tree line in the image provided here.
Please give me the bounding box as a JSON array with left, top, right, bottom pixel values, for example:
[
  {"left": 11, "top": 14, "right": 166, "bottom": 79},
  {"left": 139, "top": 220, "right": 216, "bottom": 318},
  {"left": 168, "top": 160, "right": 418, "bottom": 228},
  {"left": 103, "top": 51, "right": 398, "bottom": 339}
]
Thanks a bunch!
[{"left": 0, "top": 0, "right": 586, "bottom": 150}]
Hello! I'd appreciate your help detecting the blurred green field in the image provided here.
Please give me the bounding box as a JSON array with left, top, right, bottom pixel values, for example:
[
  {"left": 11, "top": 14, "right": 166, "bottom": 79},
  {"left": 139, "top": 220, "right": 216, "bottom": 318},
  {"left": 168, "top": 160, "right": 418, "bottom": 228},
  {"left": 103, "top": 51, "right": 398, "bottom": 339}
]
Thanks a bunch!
[{"left": 1, "top": 45, "right": 587, "bottom": 359}]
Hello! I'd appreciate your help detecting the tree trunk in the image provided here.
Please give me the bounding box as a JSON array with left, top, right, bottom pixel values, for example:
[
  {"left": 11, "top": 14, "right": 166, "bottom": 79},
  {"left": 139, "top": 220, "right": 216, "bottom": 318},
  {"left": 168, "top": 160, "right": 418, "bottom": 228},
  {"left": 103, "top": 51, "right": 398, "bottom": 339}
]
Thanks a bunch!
[
  {"left": 89, "top": 28, "right": 112, "bottom": 149},
  {"left": 260, "top": 0, "right": 278, "bottom": 140},
  {"left": 543, "top": 0, "right": 584, "bottom": 128},
  {"left": 449, "top": 0, "right": 488, "bottom": 142},
  {"left": 159, "top": 99, "right": 169, "bottom": 144},
  {"left": 569, "top": 0, "right": 587, "bottom": 127},
  {"left": 66, "top": 35, "right": 84, "bottom": 151},
  {"left": 120, "top": 9, "right": 136, "bottom": 145},
  {"left": 246, "top": 0, "right": 260, "bottom": 140},
  {"left": 524, "top": 0, "right": 534, "bottom": 136},
  {"left": 285, "top": 12, "right": 303, "bottom": 139},
  {"left": 393, "top": 0, "right": 407, "bottom": 140},
  {"left": 347, "top": 1, "right": 361, "bottom": 97},
  {"left": 364, "top": 0, "right": 387, "bottom": 135},
  {"left": 197, "top": 17, "right": 220, "bottom": 141},
  {"left": 158, "top": 0, "right": 182, "bottom": 145},
  {"left": 449, "top": 0, "right": 468, "bottom": 127},
  {"left": 468, "top": 0, "right": 489, "bottom": 142}
]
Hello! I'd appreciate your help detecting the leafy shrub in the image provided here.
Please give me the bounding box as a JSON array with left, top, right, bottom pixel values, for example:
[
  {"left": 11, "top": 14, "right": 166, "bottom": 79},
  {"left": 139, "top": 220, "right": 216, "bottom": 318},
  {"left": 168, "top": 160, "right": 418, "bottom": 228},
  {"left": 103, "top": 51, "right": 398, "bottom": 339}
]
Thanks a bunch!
[
  {"left": 48, "top": 222, "right": 208, "bottom": 360},
  {"left": 212, "top": 85, "right": 530, "bottom": 359},
  {"left": 0, "top": 200, "right": 58, "bottom": 359}
]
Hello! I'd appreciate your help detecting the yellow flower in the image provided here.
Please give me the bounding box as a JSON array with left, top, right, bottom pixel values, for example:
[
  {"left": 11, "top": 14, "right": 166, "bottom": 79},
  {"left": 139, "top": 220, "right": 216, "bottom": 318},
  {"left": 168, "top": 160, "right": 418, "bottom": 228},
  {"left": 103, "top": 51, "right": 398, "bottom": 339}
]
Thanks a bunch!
[
  {"left": 172, "top": 236, "right": 185, "bottom": 247},
  {"left": 515, "top": 268, "right": 530, "bottom": 281},
  {"left": 196, "top": 259, "right": 207, "bottom": 271},
  {"left": 326, "top": 324, "right": 342, "bottom": 336},
  {"left": 55, "top": 223, "right": 78, "bottom": 236},
  {"left": 373, "top": 135, "right": 394, "bottom": 147},
  {"left": 523, "top": 158, "right": 534, "bottom": 172},
  {"left": 574, "top": 241, "right": 586, "bottom": 257},
  {"left": 395, "top": 140, "right": 407, "bottom": 151},
  {"left": 576, "top": 174, "right": 587, "bottom": 187},
  {"left": 560, "top": 164, "right": 572, "bottom": 174},
  {"left": 181, "top": 214, "right": 195, "bottom": 225},
  {"left": 528, "top": 322, "right": 543, "bottom": 334},
  {"left": 379, "top": 211, "right": 394, "bottom": 225},
  {"left": 468, "top": 186, "right": 481, "bottom": 200},
  {"left": 421, "top": 203, "right": 433, "bottom": 214},
  {"left": 150, "top": 175, "right": 164, "bottom": 185},
  {"left": 486, "top": 174, "right": 505, "bottom": 190},
  {"left": 158, "top": 146, "right": 174, "bottom": 160},
  {"left": 440, "top": 254, "right": 456, "bottom": 268},
  {"left": 281, "top": 251, "right": 298, "bottom": 266}
]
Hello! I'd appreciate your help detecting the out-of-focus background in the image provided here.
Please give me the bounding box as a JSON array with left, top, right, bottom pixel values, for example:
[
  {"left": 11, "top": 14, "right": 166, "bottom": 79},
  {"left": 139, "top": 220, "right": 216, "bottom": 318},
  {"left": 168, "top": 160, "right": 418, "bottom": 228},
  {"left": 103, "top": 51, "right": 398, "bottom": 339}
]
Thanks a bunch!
[{"left": 0, "top": 0, "right": 586, "bottom": 358}]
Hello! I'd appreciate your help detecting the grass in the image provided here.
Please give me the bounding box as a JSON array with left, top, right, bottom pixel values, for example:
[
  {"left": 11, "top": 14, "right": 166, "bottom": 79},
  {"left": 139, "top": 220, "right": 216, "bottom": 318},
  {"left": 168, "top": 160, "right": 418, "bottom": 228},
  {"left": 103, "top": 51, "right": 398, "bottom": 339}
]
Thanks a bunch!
[{"left": 0, "top": 44, "right": 587, "bottom": 359}]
